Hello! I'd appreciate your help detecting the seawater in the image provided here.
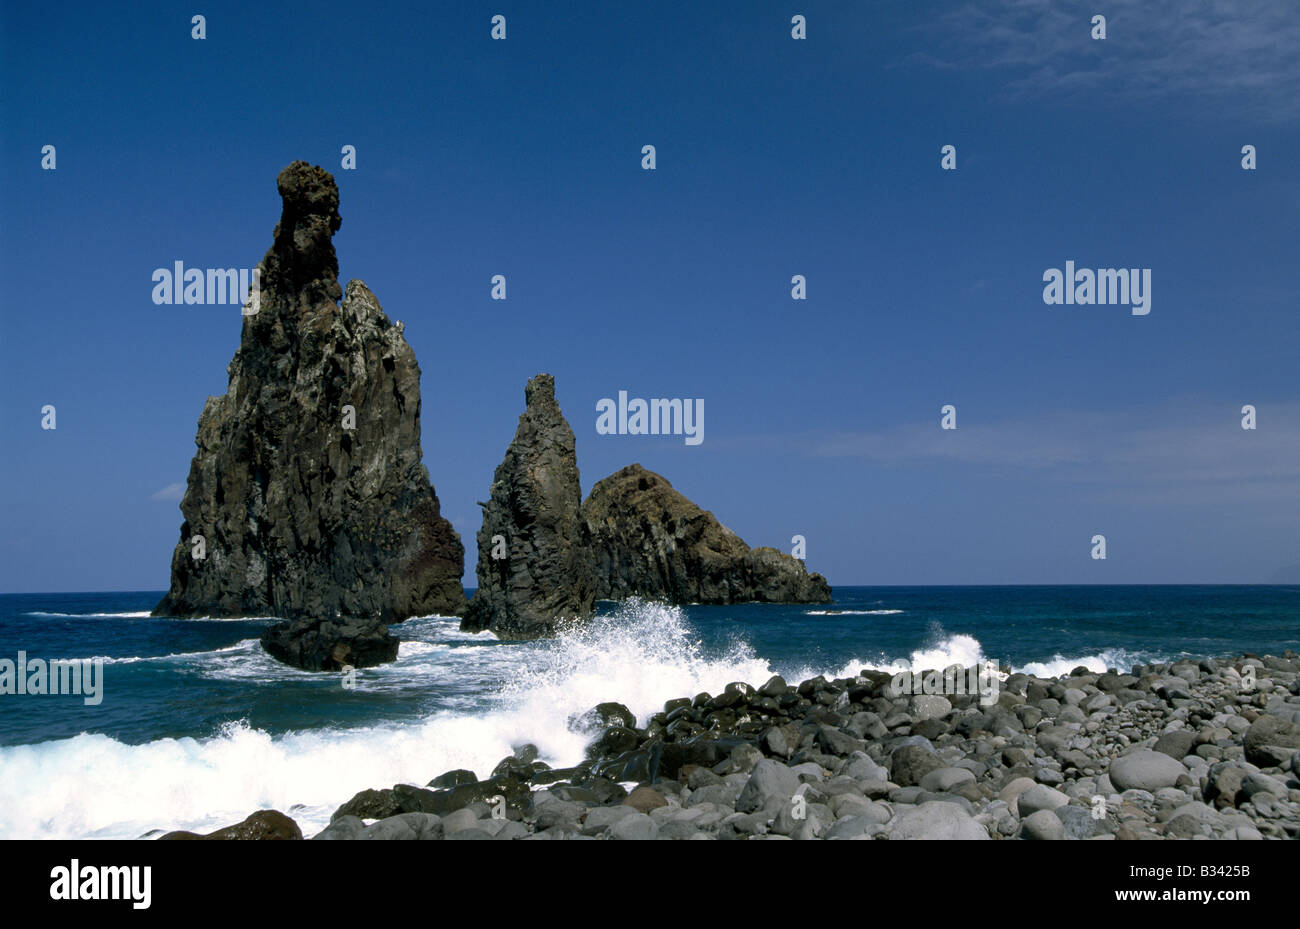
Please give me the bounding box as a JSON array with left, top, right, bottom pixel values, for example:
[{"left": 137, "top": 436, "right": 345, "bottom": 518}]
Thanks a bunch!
[{"left": 0, "top": 585, "right": 1295, "bottom": 839}]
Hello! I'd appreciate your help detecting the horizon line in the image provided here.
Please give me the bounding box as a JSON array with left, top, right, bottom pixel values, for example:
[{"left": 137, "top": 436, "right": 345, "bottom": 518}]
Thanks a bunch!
[{"left": 3, "top": 582, "right": 1297, "bottom": 597}]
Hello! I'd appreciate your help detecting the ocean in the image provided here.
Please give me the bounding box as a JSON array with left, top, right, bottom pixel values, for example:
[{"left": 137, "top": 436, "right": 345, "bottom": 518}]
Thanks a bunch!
[{"left": 0, "top": 585, "right": 1296, "bottom": 840}]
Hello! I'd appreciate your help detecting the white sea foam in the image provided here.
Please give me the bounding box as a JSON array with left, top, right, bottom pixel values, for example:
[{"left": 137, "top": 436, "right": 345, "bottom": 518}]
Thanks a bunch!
[
  {"left": 0, "top": 599, "right": 781, "bottom": 840},
  {"left": 1015, "top": 649, "right": 1153, "bottom": 679},
  {"left": 805, "top": 609, "right": 904, "bottom": 616},
  {"left": 796, "top": 628, "right": 1163, "bottom": 684},
  {"left": 25, "top": 611, "right": 155, "bottom": 619},
  {"left": 25, "top": 611, "right": 274, "bottom": 623},
  {"left": 0, "top": 602, "right": 1174, "bottom": 840},
  {"left": 59, "top": 643, "right": 252, "bottom": 666}
]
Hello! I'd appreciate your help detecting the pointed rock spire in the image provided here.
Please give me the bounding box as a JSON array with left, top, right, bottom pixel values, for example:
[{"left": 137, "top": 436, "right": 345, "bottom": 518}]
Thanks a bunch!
[
  {"left": 153, "top": 162, "right": 465, "bottom": 668},
  {"left": 461, "top": 373, "right": 597, "bottom": 638}
]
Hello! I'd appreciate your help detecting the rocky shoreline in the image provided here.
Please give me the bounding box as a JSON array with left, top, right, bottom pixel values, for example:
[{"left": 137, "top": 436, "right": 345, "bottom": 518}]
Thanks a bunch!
[{"left": 164, "top": 650, "right": 1300, "bottom": 840}]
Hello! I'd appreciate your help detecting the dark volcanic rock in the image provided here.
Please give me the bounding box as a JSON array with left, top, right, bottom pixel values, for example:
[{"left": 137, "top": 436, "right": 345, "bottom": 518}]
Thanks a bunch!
[
  {"left": 159, "top": 809, "right": 302, "bottom": 840},
  {"left": 334, "top": 777, "right": 531, "bottom": 821},
  {"left": 461, "top": 374, "right": 596, "bottom": 638},
  {"left": 260, "top": 613, "right": 399, "bottom": 671},
  {"left": 582, "top": 464, "right": 831, "bottom": 604},
  {"left": 153, "top": 162, "right": 466, "bottom": 662},
  {"left": 331, "top": 788, "right": 402, "bottom": 822}
]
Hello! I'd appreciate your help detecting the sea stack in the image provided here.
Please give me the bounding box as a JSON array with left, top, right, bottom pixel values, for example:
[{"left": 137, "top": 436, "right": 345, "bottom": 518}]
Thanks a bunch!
[
  {"left": 153, "top": 161, "right": 465, "bottom": 668},
  {"left": 461, "top": 374, "right": 597, "bottom": 638},
  {"left": 583, "top": 464, "right": 832, "bottom": 604}
]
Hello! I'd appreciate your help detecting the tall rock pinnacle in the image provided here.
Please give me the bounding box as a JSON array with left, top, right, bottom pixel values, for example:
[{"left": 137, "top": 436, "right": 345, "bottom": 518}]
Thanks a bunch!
[
  {"left": 153, "top": 162, "right": 465, "bottom": 666},
  {"left": 461, "top": 374, "right": 597, "bottom": 638},
  {"left": 262, "top": 160, "right": 343, "bottom": 309}
]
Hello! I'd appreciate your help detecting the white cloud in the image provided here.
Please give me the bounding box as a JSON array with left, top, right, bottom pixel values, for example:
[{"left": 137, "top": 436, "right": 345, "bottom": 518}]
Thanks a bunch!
[
  {"left": 150, "top": 483, "right": 185, "bottom": 502},
  {"left": 805, "top": 400, "right": 1300, "bottom": 505},
  {"left": 899, "top": 0, "right": 1300, "bottom": 121}
]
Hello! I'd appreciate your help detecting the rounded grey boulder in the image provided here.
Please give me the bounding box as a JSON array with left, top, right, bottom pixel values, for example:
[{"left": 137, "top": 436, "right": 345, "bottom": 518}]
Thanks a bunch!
[
  {"left": 889, "top": 801, "right": 989, "bottom": 840},
  {"left": 1019, "top": 809, "right": 1065, "bottom": 840},
  {"left": 1018, "top": 783, "right": 1070, "bottom": 817},
  {"left": 919, "top": 767, "right": 976, "bottom": 792},
  {"left": 1109, "top": 749, "right": 1186, "bottom": 792},
  {"left": 736, "top": 759, "right": 800, "bottom": 813}
]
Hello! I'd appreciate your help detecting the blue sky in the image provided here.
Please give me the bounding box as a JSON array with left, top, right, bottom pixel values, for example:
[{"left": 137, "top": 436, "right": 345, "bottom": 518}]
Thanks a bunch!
[{"left": 2, "top": 0, "right": 1298, "bottom": 592}]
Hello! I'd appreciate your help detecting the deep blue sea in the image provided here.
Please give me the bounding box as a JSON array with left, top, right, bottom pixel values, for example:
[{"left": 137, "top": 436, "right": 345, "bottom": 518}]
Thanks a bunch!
[{"left": 1, "top": 585, "right": 1296, "bottom": 839}]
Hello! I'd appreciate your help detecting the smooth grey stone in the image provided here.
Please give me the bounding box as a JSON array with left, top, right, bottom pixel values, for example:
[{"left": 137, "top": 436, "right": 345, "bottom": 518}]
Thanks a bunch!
[
  {"left": 736, "top": 759, "right": 800, "bottom": 813},
  {"left": 533, "top": 799, "right": 586, "bottom": 829},
  {"left": 685, "top": 783, "right": 742, "bottom": 808},
  {"left": 720, "top": 810, "right": 770, "bottom": 836},
  {"left": 909, "top": 695, "right": 952, "bottom": 721},
  {"left": 1153, "top": 730, "right": 1196, "bottom": 760},
  {"left": 1110, "top": 749, "right": 1186, "bottom": 792},
  {"left": 444, "top": 828, "right": 495, "bottom": 840},
  {"left": 441, "top": 808, "right": 480, "bottom": 835},
  {"left": 843, "top": 756, "right": 889, "bottom": 782},
  {"left": 919, "top": 767, "right": 976, "bottom": 792},
  {"left": 1018, "top": 784, "right": 1070, "bottom": 817},
  {"left": 889, "top": 801, "right": 989, "bottom": 840},
  {"left": 858, "top": 779, "right": 893, "bottom": 799},
  {"left": 1240, "top": 772, "right": 1289, "bottom": 800},
  {"left": 1056, "top": 804, "right": 1113, "bottom": 839},
  {"left": 829, "top": 793, "right": 875, "bottom": 820},
  {"left": 581, "top": 805, "right": 639, "bottom": 835},
  {"left": 607, "top": 811, "right": 659, "bottom": 840},
  {"left": 1019, "top": 809, "right": 1065, "bottom": 840},
  {"left": 358, "top": 817, "right": 418, "bottom": 840},
  {"left": 492, "top": 821, "right": 529, "bottom": 840},
  {"left": 824, "top": 815, "right": 877, "bottom": 839},
  {"left": 999, "top": 776, "right": 1037, "bottom": 814},
  {"left": 1035, "top": 766, "right": 1066, "bottom": 786},
  {"left": 656, "top": 821, "right": 702, "bottom": 840},
  {"left": 311, "top": 815, "right": 366, "bottom": 840}
]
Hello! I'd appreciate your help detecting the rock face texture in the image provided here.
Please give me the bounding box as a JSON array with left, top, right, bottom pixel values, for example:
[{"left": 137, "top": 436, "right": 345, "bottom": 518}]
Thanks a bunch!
[
  {"left": 260, "top": 613, "right": 402, "bottom": 672},
  {"left": 153, "top": 162, "right": 465, "bottom": 667},
  {"left": 582, "top": 464, "right": 832, "bottom": 605},
  {"left": 159, "top": 809, "right": 303, "bottom": 841},
  {"left": 460, "top": 374, "right": 597, "bottom": 638}
]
